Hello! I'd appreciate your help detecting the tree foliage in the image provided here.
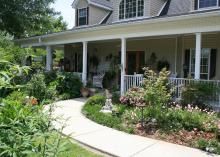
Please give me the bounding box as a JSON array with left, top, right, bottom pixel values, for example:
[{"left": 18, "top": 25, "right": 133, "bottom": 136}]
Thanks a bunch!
[
  {"left": 0, "top": 32, "right": 32, "bottom": 64},
  {"left": 0, "top": 0, "right": 67, "bottom": 38}
]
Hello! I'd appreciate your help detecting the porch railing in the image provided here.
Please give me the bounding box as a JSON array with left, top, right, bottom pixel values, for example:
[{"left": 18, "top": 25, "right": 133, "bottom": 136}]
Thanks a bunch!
[
  {"left": 124, "top": 75, "right": 220, "bottom": 106},
  {"left": 124, "top": 75, "right": 144, "bottom": 93}
]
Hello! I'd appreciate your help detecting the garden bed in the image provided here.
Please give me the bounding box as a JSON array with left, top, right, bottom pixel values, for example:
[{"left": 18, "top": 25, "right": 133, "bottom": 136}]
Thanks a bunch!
[
  {"left": 82, "top": 68, "right": 220, "bottom": 155},
  {"left": 82, "top": 95, "right": 220, "bottom": 154}
]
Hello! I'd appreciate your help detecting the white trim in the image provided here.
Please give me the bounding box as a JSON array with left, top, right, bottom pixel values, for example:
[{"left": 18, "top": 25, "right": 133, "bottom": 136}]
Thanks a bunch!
[
  {"left": 157, "top": 1, "right": 168, "bottom": 16},
  {"left": 82, "top": 41, "right": 88, "bottom": 85},
  {"left": 190, "top": 48, "right": 211, "bottom": 80},
  {"left": 119, "top": 0, "right": 145, "bottom": 20},
  {"left": 77, "top": 7, "right": 88, "bottom": 26},
  {"left": 15, "top": 10, "right": 220, "bottom": 43}
]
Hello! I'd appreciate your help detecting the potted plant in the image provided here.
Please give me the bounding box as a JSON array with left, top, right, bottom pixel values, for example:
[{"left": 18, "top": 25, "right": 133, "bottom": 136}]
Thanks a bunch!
[{"left": 80, "top": 87, "right": 90, "bottom": 98}]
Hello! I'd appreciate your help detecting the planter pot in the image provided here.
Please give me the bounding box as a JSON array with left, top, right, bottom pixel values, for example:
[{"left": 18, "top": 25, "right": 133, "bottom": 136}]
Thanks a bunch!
[{"left": 81, "top": 88, "right": 90, "bottom": 98}]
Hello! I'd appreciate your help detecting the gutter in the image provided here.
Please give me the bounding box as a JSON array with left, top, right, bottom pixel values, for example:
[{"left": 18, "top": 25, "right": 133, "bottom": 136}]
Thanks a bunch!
[{"left": 15, "top": 9, "right": 220, "bottom": 43}]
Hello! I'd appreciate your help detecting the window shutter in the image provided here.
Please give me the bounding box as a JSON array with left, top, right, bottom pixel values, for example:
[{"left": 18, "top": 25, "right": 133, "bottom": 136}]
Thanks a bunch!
[
  {"left": 209, "top": 49, "right": 217, "bottom": 79},
  {"left": 194, "top": 0, "right": 198, "bottom": 10},
  {"left": 87, "top": 7, "right": 89, "bottom": 25},
  {"left": 76, "top": 9, "right": 79, "bottom": 26},
  {"left": 184, "top": 49, "right": 190, "bottom": 78}
]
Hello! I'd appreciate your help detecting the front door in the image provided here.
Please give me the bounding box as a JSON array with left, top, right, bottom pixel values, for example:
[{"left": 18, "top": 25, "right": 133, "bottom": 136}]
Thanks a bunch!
[{"left": 126, "top": 51, "right": 145, "bottom": 75}]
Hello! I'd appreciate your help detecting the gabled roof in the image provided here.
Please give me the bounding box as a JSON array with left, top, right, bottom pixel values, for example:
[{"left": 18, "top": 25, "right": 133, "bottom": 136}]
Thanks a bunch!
[{"left": 72, "top": 0, "right": 113, "bottom": 10}]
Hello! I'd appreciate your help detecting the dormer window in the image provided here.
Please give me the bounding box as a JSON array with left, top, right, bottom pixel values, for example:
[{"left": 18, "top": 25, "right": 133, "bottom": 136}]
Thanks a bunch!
[
  {"left": 77, "top": 8, "right": 88, "bottom": 26},
  {"left": 119, "top": 0, "right": 144, "bottom": 20},
  {"left": 198, "top": 0, "right": 218, "bottom": 9}
]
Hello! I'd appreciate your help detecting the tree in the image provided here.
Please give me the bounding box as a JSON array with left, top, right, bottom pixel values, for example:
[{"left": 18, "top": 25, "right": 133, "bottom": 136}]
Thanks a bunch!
[
  {"left": 0, "top": 32, "right": 32, "bottom": 64},
  {"left": 0, "top": 0, "right": 67, "bottom": 38},
  {"left": 29, "top": 16, "right": 68, "bottom": 37}
]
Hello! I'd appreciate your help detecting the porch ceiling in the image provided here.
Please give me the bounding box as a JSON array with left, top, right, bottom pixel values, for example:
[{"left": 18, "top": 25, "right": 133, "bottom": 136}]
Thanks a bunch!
[{"left": 15, "top": 10, "right": 220, "bottom": 48}]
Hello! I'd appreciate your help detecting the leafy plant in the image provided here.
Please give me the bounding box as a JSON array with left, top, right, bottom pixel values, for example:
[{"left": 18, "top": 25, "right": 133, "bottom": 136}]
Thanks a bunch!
[
  {"left": 142, "top": 67, "right": 172, "bottom": 106},
  {"left": 27, "top": 73, "right": 47, "bottom": 102},
  {"left": 56, "top": 72, "right": 82, "bottom": 99},
  {"left": 181, "top": 82, "right": 220, "bottom": 106}
]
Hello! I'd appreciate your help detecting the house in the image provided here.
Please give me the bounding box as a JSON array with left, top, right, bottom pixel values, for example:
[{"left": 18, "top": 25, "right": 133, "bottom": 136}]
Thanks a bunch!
[{"left": 16, "top": 0, "right": 220, "bottom": 101}]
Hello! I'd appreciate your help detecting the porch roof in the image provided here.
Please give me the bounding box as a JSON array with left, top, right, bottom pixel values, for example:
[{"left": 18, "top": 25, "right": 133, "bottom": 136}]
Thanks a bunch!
[{"left": 15, "top": 9, "right": 220, "bottom": 47}]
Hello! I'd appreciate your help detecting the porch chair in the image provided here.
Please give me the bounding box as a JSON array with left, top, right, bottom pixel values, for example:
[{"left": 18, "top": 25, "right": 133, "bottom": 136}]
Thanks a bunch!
[
  {"left": 92, "top": 73, "right": 105, "bottom": 89},
  {"left": 92, "top": 61, "right": 110, "bottom": 88}
]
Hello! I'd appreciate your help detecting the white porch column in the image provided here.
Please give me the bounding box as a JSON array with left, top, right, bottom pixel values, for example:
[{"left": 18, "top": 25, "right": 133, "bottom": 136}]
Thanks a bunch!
[
  {"left": 121, "top": 38, "right": 126, "bottom": 95},
  {"left": 46, "top": 46, "right": 53, "bottom": 71},
  {"left": 195, "top": 33, "right": 202, "bottom": 79},
  {"left": 82, "top": 41, "right": 88, "bottom": 86}
]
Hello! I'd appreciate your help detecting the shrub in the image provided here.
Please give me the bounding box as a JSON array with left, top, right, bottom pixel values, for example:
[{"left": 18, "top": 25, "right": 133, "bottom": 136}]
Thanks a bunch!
[
  {"left": 44, "top": 71, "right": 58, "bottom": 85},
  {"left": 85, "top": 94, "right": 106, "bottom": 106},
  {"left": 120, "top": 87, "right": 146, "bottom": 106},
  {"left": 56, "top": 72, "right": 82, "bottom": 99},
  {"left": 197, "top": 138, "right": 220, "bottom": 154},
  {"left": 5, "top": 90, "right": 27, "bottom": 104},
  {"left": 27, "top": 73, "right": 47, "bottom": 102},
  {"left": 142, "top": 67, "right": 172, "bottom": 106},
  {"left": 121, "top": 68, "right": 172, "bottom": 107},
  {"left": 0, "top": 100, "right": 66, "bottom": 157},
  {"left": 181, "top": 82, "right": 220, "bottom": 106}
]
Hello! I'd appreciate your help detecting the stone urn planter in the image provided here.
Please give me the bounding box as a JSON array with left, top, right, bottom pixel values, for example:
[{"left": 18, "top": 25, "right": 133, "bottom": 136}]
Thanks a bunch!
[{"left": 80, "top": 87, "right": 90, "bottom": 98}]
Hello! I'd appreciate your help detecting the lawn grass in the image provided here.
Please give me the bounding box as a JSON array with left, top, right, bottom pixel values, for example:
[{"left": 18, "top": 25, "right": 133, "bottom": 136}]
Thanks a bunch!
[
  {"left": 29, "top": 133, "right": 103, "bottom": 157},
  {"left": 59, "top": 139, "right": 103, "bottom": 157}
]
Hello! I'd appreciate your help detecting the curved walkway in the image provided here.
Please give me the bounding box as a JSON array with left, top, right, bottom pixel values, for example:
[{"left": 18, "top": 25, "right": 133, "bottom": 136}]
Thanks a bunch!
[{"left": 52, "top": 99, "right": 219, "bottom": 157}]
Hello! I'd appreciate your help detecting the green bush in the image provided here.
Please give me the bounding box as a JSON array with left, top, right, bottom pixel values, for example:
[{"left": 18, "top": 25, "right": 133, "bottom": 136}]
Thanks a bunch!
[
  {"left": 27, "top": 73, "right": 47, "bottom": 102},
  {"left": 120, "top": 68, "right": 172, "bottom": 107},
  {"left": 5, "top": 90, "right": 27, "bottom": 104},
  {"left": 0, "top": 100, "right": 66, "bottom": 157},
  {"left": 181, "top": 82, "right": 220, "bottom": 106},
  {"left": 44, "top": 71, "right": 58, "bottom": 85},
  {"left": 142, "top": 67, "right": 172, "bottom": 106},
  {"left": 85, "top": 94, "right": 106, "bottom": 106},
  {"left": 56, "top": 72, "right": 82, "bottom": 99},
  {"left": 197, "top": 138, "right": 220, "bottom": 154}
]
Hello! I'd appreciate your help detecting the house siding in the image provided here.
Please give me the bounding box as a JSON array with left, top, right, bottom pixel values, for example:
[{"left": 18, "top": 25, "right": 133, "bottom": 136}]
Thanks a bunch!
[{"left": 89, "top": 5, "right": 109, "bottom": 25}]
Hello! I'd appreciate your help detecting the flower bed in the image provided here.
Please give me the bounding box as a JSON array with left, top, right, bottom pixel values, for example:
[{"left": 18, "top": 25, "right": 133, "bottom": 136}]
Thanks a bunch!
[{"left": 83, "top": 68, "right": 220, "bottom": 155}]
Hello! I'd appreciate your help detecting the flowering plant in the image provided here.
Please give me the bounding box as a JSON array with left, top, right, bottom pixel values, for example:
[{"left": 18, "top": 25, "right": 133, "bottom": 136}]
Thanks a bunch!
[{"left": 120, "top": 87, "right": 146, "bottom": 106}]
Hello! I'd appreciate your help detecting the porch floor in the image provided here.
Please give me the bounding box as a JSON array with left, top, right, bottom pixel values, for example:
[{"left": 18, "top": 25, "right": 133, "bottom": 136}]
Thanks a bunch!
[{"left": 50, "top": 99, "right": 219, "bottom": 157}]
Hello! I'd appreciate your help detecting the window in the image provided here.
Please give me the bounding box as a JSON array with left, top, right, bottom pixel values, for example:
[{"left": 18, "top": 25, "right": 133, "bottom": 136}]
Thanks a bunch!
[
  {"left": 190, "top": 48, "right": 210, "bottom": 79},
  {"left": 119, "top": 0, "right": 144, "bottom": 20},
  {"left": 198, "top": 0, "right": 218, "bottom": 9},
  {"left": 78, "top": 8, "right": 88, "bottom": 26}
]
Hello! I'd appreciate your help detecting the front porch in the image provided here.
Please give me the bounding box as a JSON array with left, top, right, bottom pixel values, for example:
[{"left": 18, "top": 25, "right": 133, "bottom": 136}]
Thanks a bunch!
[{"left": 44, "top": 32, "right": 220, "bottom": 106}]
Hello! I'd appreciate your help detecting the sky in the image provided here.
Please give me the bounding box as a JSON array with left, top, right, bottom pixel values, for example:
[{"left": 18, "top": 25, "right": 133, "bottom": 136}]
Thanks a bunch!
[{"left": 51, "top": 0, "right": 75, "bottom": 29}]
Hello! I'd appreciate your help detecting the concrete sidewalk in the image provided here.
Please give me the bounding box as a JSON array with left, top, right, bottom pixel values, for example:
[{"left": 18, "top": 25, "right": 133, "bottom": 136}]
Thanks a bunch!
[{"left": 52, "top": 99, "right": 220, "bottom": 157}]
